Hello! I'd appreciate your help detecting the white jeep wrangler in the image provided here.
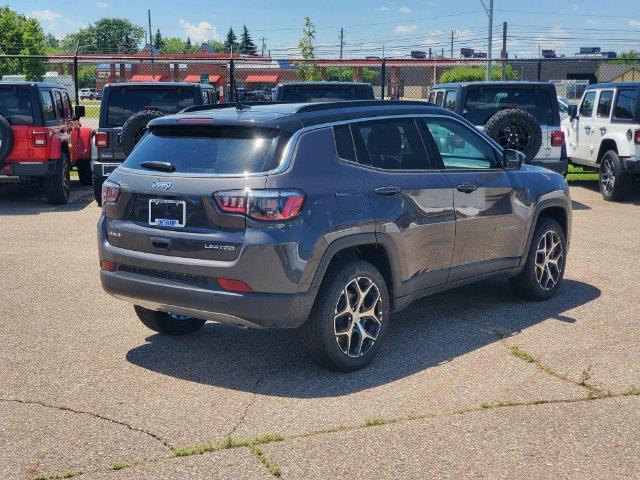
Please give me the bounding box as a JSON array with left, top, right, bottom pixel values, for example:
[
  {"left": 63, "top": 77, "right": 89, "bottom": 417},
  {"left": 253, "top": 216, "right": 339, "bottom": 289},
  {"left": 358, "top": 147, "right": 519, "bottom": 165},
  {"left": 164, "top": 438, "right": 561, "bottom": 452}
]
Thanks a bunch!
[{"left": 563, "top": 82, "right": 640, "bottom": 201}]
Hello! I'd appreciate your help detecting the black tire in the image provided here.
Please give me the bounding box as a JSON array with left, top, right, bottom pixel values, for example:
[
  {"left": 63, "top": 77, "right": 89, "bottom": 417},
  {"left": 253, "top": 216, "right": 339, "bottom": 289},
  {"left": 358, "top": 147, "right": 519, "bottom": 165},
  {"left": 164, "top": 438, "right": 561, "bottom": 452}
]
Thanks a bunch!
[
  {"left": 76, "top": 159, "right": 93, "bottom": 186},
  {"left": 302, "top": 260, "right": 390, "bottom": 372},
  {"left": 44, "top": 152, "right": 71, "bottom": 205},
  {"left": 121, "top": 110, "right": 164, "bottom": 156},
  {"left": 599, "top": 150, "right": 631, "bottom": 202},
  {"left": 0, "top": 114, "right": 14, "bottom": 163},
  {"left": 510, "top": 218, "right": 566, "bottom": 301},
  {"left": 484, "top": 109, "right": 543, "bottom": 163},
  {"left": 134, "top": 306, "right": 206, "bottom": 335},
  {"left": 93, "top": 175, "right": 104, "bottom": 206}
]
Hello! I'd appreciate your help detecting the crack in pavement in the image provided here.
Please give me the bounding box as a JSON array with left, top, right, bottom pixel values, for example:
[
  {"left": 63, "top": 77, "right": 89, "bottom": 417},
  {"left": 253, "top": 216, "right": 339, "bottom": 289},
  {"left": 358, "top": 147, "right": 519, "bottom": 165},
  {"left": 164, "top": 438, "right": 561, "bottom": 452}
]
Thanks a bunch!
[{"left": 0, "top": 397, "right": 173, "bottom": 450}]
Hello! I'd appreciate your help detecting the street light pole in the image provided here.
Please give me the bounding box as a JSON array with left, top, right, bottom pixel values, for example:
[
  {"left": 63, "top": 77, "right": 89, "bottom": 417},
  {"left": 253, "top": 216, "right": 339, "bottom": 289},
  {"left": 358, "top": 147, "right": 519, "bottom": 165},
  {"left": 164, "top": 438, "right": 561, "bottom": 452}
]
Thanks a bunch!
[{"left": 481, "top": 0, "right": 494, "bottom": 80}]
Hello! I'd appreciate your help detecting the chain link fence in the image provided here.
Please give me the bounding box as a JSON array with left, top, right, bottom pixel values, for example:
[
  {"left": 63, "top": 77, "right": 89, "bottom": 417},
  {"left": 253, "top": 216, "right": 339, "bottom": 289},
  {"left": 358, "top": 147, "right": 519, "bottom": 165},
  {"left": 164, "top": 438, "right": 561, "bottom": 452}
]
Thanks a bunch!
[{"left": 2, "top": 54, "right": 639, "bottom": 130}]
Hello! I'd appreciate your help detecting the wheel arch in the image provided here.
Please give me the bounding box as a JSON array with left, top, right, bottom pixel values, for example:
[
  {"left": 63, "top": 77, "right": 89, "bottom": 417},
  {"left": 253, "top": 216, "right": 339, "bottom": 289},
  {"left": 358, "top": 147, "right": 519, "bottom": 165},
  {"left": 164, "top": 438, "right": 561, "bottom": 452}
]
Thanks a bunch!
[
  {"left": 596, "top": 138, "right": 618, "bottom": 164},
  {"left": 521, "top": 199, "right": 570, "bottom": 266}
]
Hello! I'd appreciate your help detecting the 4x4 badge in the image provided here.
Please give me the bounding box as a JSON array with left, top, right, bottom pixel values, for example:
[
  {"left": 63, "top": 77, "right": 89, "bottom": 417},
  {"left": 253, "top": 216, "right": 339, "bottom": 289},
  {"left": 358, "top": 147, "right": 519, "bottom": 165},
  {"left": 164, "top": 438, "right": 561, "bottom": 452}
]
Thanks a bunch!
[{"left": 152, "top": 179, "right": 172, "bottom": 190}]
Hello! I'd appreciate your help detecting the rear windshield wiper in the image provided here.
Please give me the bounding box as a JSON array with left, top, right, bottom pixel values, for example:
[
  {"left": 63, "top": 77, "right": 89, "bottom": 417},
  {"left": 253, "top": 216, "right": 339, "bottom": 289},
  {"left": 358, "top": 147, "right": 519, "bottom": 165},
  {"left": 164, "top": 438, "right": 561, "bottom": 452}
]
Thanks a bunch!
[{"left": 139, "top": 161, "right": 176, "bottom": 172}]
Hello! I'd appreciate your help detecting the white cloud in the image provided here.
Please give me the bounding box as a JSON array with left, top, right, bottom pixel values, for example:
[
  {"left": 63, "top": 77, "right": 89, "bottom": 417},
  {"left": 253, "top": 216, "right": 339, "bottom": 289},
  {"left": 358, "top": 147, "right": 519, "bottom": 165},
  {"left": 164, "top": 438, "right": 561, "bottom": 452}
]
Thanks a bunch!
[
  {"left": 179, "top": 19, "right": 222, "bottom": 43},
  {"left": 395, "top": 24, "right": 418, "bottom": 34},
  {"left": 96, "top": 1, "right": 109, "bottom": 8},
  {"left": 629, "top": 19, "right": 640, "bottom": 27},
  {"left": 31, "top": 9, "right": 61, "bottom": 23},
  {"left": 399, "top": 6, "right": 412, "bottom": 13},
  {"left": 376, "top": 5, "right": 390, "bottom": 11}
]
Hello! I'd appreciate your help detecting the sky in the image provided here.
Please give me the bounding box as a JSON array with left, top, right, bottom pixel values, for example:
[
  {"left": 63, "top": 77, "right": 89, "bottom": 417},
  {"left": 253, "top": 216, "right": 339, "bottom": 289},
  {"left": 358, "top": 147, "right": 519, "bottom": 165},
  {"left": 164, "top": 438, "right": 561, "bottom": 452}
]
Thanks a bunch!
[{"left": 10, "top": 0, "right": 640, "bottom": 58}]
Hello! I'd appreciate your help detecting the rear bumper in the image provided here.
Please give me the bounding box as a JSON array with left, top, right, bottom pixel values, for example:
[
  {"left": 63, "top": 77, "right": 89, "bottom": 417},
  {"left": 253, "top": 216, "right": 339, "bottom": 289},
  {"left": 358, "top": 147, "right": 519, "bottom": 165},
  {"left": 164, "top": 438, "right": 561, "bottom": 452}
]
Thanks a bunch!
[
  {"left": 0, "top": 160, "right": 59, "bottom": 177},
  {"left": 91, "top": 160, "right": 123, "bottom": 178},
  {"left": 97, "top": 216, "right": 318, "bottom": 329},
  {"left": 623, "top": 157, "right": 640, "bottom": 174}
]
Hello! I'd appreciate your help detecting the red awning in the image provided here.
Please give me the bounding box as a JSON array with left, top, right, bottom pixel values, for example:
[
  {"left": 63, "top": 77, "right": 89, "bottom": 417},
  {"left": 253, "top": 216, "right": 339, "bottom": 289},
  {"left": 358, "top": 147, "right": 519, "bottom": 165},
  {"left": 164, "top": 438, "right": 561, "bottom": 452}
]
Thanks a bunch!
[
  {"left": 130, "top": 74, "right": 165, "bottom": 82},
  {"left": 244, "top": 74, "right": 279, "bottom": 83},
  {"left": 183, "top": 74, "right": 221, "bottom": 83}
]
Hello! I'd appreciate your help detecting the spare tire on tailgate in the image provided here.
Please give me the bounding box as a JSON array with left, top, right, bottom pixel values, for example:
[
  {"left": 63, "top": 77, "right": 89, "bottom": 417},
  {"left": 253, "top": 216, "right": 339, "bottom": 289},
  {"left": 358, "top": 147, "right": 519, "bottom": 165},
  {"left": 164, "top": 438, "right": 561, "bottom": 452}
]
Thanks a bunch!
[
  {"left": 0, "top": 114, "right": 14, "bottom": 163},
  {"left": 484, "top": 109, "right": 542, "bottom": 163},
  {"left": 121, "top": 109, "right": 164, "bottom": 156}
]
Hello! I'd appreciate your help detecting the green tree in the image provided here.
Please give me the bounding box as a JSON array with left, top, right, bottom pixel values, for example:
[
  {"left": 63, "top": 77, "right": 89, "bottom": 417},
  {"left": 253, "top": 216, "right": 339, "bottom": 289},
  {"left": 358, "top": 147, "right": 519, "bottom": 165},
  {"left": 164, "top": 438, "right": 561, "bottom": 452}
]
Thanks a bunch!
[
  {"left": 60, "top": 18, "right": 144, "bottom": 54},
  {"left": 224, "top": 27, "right": 238, "bottom": 53},
  {"left": 296, "top": 17, "right": 322, "bottom": 81},
  {"left": 185, "top": 36, "right": 193, "bottom": 53},
  {"left": 153, "top": 28, "right": 164, "bottom": 51},
  {"left": 239, "top": 25, "right": 257, "bottom": 55},
  {"left": 160, "top": 37, "right": 187, "bottom": 54},
  {"left": 77, "top": 64, "right": 97, "bottom": 88},
  {"left": 326, "top": 66, "right": 379, "bottom": 82},
  {"left": 0, "top": 6, "right": 46, "bottom": 80},
  {"left": 44, "top": 33, "right": 62, "bottom": 54},
  {"left": 438, "top": 64, "right": 518, "bottom": 83}
]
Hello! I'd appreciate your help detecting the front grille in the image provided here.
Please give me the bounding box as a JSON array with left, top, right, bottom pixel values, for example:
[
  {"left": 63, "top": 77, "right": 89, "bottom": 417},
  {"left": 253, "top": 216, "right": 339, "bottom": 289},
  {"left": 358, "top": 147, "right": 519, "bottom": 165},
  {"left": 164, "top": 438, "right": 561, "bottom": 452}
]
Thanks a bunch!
[{"left": 118, "top": 264, "right": 211, "bottom": 288}]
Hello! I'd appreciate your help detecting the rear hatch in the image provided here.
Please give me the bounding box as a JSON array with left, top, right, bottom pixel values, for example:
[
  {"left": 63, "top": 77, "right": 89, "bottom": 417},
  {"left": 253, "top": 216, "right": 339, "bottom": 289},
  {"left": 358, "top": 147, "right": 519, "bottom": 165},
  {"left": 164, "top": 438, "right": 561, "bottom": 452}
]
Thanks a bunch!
[
  {"left": 97, "top": 85, "right": 200, "bottom": 161},
  {"left": 0, "top": 86, "right": 36, "bottom": 162},
  {"left": 103, "top": 121, "right": 291, "bottom": 262}
]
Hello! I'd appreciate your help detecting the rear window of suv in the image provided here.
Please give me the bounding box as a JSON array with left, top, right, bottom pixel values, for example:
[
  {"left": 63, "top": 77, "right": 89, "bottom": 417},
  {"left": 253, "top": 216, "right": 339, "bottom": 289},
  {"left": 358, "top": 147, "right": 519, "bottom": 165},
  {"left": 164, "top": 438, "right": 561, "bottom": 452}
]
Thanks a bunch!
[
  {"left": 463, "top": 86, "right": 556, "bottom": 126},
  {"left": 281, "top": 85, "right": 372, "bottom": 102},
  {"left": 0, "top": 87, "right": 33, "bottom": 125},
  {"left": 106, "top": 88, "right": 197, "bottom": 126},
  {"left": 123, "top": 126, "right": 290, "bottom": 175}
]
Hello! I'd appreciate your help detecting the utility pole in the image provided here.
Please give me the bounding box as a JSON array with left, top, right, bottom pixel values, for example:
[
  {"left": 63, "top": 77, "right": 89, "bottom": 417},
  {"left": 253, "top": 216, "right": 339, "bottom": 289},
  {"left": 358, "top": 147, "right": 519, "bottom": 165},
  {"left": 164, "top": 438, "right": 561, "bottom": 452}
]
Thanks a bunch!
[
  {"left": 481, "top": 0, "right": 493, "bottom": 80},
  {"left": 261, "top": 37, "right": 266, "bottom": 57},
  {"left": 148, "top": 10, "right": 155, "bottom": 80},
  {"left": 339, "top": 28, "right": 344, "bottom": 59},
  {"left": 450, "top": 30, "right": 454, "bottom": 59},
  {"left": 501, "top": 22, "right": 507, "bottom": 80}
]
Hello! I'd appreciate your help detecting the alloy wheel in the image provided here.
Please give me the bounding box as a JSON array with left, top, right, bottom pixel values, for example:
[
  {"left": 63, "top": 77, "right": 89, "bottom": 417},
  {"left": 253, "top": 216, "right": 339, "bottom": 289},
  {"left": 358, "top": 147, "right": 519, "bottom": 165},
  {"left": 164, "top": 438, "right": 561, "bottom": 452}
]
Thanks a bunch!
[
  {"left": 600, "top": 158, "right": 615, "bottom": 194},
  {"left": 132, "top": 126, "right": 146, "bottom": 146},
  {"left": 333, "top": 276, "right": 383, "bottom": 358},
  {"left": 498, "top": 123, "right": 531, "bottom": 151},
  {"left": 535, "top": 230, "right": 564, "bottom": 291}
]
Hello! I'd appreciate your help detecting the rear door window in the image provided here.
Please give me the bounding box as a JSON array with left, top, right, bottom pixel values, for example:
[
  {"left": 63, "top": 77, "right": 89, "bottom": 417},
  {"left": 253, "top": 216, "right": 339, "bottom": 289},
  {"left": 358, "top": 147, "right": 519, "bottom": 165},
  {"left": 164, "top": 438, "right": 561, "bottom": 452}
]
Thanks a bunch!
[
  {"left": 444, "top": 90, "right": 457, "bottom": 110},
  {"left": 0, "top": 87, "right": 34, "bottom": 124},
  {"left": 596, "top": 90, "right": 613, "bottom": 118},
  {"left": 464, "top": 86, "right": 556, "bottom": 125},
  {"left": 333, "top": 125, "right": 356, "bottom": 162},
  {"left": 106, "top": 88, "right": 197, "bottom": 127},
  {"left": 123, "top": 126, "right": 290, "bottom": 175},
  {"left": 54, "top": 91, "right": 66, "bottom": 118},
  {"left": 435, "top": 91, "right": 444, "bottom": 106},
  {"left": 613, "top": 89, "right": 638, "bottom": 121}
]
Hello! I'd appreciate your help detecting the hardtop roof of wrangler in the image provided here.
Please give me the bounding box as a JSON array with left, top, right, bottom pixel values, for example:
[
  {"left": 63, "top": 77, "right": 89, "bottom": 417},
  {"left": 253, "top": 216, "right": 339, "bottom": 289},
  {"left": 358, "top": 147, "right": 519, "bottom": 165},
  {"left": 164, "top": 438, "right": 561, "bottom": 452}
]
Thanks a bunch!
[
  {"left": 150, "top": 100, "right": 451, "bottom": 132},
  {"left": 585, "top": 82, "right": 640, "bottom": 90},
  {"left": 0, "top": 81, "right": 70, "bottom": 89},
  {"left": 103, "top": 81, "right": 211, "bottom": 89},
  {"left": 435, "top": 81, "right": 554, "bottom": 89}
]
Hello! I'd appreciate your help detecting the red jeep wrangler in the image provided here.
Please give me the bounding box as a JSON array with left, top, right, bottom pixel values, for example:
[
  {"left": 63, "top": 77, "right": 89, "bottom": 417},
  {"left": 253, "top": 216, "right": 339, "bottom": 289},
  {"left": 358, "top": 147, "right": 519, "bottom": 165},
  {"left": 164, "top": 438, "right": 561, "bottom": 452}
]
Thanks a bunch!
[{"left": 0, "top": 82, "right": 92, "bottom": 204}]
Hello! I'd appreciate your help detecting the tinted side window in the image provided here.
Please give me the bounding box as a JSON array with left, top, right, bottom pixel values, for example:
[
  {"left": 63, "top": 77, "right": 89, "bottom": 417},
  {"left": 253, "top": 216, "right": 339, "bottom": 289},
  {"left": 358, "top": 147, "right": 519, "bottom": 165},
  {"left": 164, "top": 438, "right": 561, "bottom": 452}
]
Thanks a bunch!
[
  {"left": 428, "top": 91, "right": 436, "bottom": 103},
  {"left": 444, "top": 90, "right": 457, "bottom": 111},
  {"left": 333, "top": 125, "right": 356, "bottom": 162},
  {"left": 355, "top": 118, "right": 430, "bottom": 170},
  {"left": 597, "top": 90, "right": 613, "bottom": 118},
  {"left": 64, "top": 93, "right": 73, "bottom": 117},
  {"left": 40, "top": 91, "right": 55, "bottom": 121},
  {"left": 464, "top": 86, "right": 555, "bottom": 125},
  {"left": 421, "top": 117, "right": 496, "bottom": 169},
  {"left": 0, "top": 87, "right": 34, "bottom": 124},
  {"left": 435, "top": 91, "right": 444, "bottom": 106},
  {"left": 579, "top": 91, "right": 596, "bottom": 118},
  {"left": 54, "top": 91, "right": 66, "bottom": 118},
  {"left": 614, "top": 89, "right": 638, "bottom": 121}
]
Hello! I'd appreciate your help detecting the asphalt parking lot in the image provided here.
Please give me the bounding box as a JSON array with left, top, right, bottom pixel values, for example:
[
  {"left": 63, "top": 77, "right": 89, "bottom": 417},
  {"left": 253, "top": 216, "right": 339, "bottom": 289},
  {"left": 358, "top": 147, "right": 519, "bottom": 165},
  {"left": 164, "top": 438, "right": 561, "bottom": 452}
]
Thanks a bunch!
[{"left": 1, "top": 180, "right": 639, "bottom": 480}]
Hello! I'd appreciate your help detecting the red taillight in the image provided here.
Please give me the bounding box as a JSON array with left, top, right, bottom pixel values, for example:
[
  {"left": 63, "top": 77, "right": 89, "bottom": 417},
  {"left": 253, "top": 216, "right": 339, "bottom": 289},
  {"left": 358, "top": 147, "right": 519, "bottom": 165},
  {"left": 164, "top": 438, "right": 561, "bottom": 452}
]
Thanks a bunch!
[
  {"left": 217, "top": 278, "right": 253, "bottom": 292},
  {"left": 101, "top": 180, "right": 120, "bottom": 204},
  {"left": 95, "top": 132, "right": 109, "bottom": 148},
  {"left": 635, "top": 129, "right": 640, "bottom": 145},
  {"left": 32, "top": 131, "right": 47, "bottom": 147},
  {"left": 100, "top": 260, "right": 116, "bottom": 271},
  {"left": 214, "top": 189, "right": 305, "bottom": 221},
  {"left": 551, "top": 130, "right": 565, "bottom": 147}
]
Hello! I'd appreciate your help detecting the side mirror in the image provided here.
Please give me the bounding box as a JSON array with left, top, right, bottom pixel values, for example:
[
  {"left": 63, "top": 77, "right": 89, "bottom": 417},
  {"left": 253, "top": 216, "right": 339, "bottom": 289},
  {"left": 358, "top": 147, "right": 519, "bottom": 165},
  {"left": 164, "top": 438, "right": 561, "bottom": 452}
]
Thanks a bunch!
[
  {"left": 503, "top": 148, "right": 525, "bottom": 170},
  {"left": 568, "top": 104, "right": 577, "bottom": 120},
  {"left": 74, "top": 105, "right": 86, "bottom": 119}
]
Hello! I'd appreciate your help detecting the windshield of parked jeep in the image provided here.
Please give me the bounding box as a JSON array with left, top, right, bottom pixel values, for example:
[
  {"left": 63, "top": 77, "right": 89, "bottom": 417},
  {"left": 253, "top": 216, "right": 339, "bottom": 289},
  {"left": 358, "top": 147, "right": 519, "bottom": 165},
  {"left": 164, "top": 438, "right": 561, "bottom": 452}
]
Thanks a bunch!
[
  {"left": 123, "top": 126, "right": 290, "bottom": 174},
  {"left": 464, "top": 86, "right": 555, "bottom": 125},
  {"left": 0, "top": 87, "right": 33, "bottom": 125},
  {"left": 281, "top": 85, "right": 372, "bottom": 102},
  {"left": 106, "top": 88, "right": 196, "bottom": 127}
]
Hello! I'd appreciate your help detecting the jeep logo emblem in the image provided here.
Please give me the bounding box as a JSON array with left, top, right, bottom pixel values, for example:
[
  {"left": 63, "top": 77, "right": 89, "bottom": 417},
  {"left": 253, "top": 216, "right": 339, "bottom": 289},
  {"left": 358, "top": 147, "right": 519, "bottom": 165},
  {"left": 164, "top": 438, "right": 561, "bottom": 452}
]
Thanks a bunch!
[{"left": 152, "top": 179, "right": 172, "bottom": 190}]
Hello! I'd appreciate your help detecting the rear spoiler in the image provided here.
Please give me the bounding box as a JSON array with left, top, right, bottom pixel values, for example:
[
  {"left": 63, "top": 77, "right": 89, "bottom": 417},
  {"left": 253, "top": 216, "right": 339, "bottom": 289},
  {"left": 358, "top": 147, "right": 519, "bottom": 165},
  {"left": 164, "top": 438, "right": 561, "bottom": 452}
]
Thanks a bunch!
[{"left": 180, "top": 101, "right": 289, "bottom": 114}]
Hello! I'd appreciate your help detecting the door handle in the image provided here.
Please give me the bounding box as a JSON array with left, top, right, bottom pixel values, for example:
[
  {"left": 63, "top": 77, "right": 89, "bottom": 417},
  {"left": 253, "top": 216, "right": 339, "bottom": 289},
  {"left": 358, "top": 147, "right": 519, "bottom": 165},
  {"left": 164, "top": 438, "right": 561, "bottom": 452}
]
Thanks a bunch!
[
  {"left": 600, "top": 127, "right": 607, "bottom": 134},
  {"left": 374, "top": 185, "right": 401, "bottom": 196},
  {"left": 456, "top": 182, "right": 479, "bottom": 194},
  {"left": 584, "top": 126, "right": 591, "bottom": 134}
]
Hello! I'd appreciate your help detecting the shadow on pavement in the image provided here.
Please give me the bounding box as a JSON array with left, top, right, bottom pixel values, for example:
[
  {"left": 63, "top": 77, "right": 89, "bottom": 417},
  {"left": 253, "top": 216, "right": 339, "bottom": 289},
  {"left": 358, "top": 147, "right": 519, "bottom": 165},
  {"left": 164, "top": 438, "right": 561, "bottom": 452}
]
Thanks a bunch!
[
  {"left": 0, "top": 180, "right": 94, "bottom": 215},
  {"left": 570, "top": 180, "right": 640, "bottom": 206},
  {"left": 127, "top": 278, "right": 600, "bottom": 398}
]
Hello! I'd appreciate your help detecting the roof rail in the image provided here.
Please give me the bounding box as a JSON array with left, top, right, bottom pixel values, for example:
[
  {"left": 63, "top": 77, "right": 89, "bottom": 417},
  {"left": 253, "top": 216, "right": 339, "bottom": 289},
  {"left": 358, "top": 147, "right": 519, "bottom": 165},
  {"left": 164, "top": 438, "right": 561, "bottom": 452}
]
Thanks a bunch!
[
  {"left": 294, "top": 99, "right": 431, "bottom": 114},
  {"left": 180, "top": 101, "right": 289, "bottom": 114}
]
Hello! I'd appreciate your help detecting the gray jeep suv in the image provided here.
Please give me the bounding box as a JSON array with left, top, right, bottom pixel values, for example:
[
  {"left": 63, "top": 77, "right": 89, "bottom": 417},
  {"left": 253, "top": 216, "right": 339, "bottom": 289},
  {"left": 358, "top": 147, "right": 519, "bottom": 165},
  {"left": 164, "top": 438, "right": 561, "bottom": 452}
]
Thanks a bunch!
[{"left": 98, "top": 100, "right": 572, "bottom": 371}]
